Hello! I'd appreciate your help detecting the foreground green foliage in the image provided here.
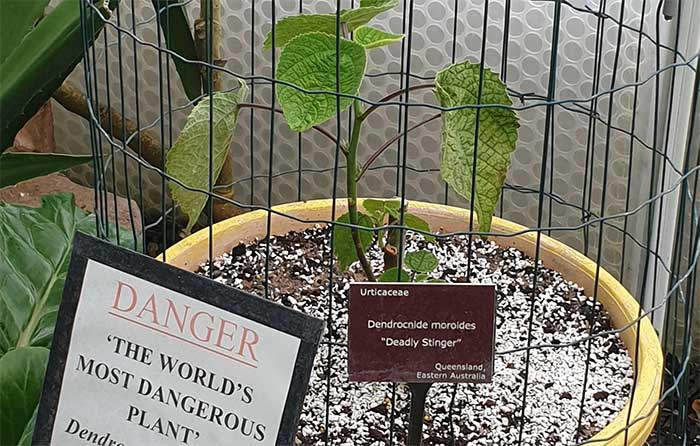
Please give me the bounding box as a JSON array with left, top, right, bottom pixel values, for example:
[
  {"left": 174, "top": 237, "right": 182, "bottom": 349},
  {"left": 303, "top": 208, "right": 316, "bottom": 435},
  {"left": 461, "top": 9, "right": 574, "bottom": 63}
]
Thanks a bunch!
[
  {"left": 0, "top": 194, "right": 134, "bottom": 444},
  {"left": 0, "top": 0, "right": 115, "bottom": 151},
  {"left": 0, "top": 152, "right": 92, "bottom": 189},
  {"left": 151, "top": 0, "right": 202, "bottom": 101}
]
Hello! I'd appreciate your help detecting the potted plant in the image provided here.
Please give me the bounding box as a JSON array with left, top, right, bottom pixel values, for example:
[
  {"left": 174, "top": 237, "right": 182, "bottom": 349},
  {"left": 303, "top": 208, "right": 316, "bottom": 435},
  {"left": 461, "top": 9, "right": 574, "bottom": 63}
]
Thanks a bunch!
[{"left": 159, "top": 1, "right": 663, "bottom": 444}]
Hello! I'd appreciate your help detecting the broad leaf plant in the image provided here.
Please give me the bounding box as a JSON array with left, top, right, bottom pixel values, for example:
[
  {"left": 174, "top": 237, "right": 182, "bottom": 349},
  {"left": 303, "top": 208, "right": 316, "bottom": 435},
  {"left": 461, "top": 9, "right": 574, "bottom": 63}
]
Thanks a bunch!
[{"left": 167, "top": 0, "right": 519, "bottom": 281}]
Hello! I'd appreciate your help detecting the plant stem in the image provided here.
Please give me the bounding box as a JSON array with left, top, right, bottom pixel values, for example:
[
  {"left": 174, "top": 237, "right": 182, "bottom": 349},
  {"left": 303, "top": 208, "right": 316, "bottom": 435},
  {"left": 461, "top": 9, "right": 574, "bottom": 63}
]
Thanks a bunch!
[
  {"left": 347, "top": 101, "right": 375, "bottom": 281},
  {"left": 357, "top": 113, "right": 440, "bottom": 181},
  {"left": 357, "top": 83, "right": 435, "bottom": 122}
]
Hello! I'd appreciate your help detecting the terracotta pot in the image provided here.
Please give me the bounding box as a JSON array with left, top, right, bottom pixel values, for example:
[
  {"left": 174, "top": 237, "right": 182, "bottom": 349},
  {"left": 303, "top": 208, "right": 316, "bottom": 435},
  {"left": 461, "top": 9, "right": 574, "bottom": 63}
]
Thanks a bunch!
[{"left": 163, "top": 199, "right": 663, "bottom": 446}]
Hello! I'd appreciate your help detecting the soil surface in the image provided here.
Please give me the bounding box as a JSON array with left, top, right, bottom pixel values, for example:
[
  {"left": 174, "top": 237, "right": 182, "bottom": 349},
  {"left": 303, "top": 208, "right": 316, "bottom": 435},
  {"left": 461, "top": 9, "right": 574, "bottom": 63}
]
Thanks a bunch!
[{"left": 199, "top": 226, "right": 635, "bottom": 445}]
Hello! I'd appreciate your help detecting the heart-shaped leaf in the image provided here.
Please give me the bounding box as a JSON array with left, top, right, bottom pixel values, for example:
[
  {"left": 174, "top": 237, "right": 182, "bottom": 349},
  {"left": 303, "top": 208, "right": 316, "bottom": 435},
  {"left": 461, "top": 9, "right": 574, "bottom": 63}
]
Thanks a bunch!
[
  {"left": 436, "top": 61, "right": 519, "bottom": 233},
  {"left": 276, "top": 32, "right": 366, "bottom": 132},
  {"left": 405, "top": 250, "right": 438, "bottom": 273},
  {"left": 332, "top": 212, "right": 374, "bottom": 270},
  {"left": 166, "top": 84, "right": 248, "bottom": 232}
]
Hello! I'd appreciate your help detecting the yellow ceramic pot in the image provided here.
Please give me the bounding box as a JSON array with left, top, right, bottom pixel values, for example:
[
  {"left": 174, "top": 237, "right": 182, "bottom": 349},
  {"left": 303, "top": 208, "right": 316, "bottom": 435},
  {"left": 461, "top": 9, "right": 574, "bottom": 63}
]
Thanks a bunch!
[{"left": 163, "top": 199, "right": 663, "bottom": 445}]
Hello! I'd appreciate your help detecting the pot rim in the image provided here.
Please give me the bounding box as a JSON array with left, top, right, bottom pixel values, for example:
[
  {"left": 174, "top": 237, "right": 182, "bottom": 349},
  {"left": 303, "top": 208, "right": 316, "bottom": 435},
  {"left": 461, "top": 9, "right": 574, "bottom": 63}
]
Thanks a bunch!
[{"left": 163, "top": 198, "right": 662, "bottom": 446}]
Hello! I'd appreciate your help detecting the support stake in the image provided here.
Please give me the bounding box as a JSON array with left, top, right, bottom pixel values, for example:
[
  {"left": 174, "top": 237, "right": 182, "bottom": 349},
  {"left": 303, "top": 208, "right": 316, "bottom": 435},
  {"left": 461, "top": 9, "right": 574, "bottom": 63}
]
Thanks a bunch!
[{"left": 407, "top": 383, "right": 432, "bottom": 446}]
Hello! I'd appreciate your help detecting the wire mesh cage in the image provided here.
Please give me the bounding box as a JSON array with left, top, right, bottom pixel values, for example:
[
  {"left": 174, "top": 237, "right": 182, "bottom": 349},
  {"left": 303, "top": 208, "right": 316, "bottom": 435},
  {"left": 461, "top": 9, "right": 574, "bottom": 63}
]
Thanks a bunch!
[{"left": 62, "top": 0, "right": 700, "bottom": 444}]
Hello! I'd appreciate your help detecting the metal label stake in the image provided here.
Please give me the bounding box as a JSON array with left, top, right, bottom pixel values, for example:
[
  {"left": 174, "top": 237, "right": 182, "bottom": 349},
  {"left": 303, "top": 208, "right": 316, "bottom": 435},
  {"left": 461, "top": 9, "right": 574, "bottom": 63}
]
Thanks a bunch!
[{"left": 407, "top": 382, "right": 432, "bottom": 445}]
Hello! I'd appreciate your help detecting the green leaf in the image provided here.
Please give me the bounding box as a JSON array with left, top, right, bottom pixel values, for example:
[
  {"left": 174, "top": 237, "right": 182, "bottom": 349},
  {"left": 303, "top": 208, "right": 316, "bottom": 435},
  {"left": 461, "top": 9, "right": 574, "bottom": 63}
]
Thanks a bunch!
[
  {"left": 276, "top": 32, "right": 366, "bottom": 132},
  {"left": 0, "top": 0, "right": 49, "bottom": 65},
  {"left": 435, "top": 61, "right": 519, "bottom": 233},
  {"left": 405, "top": 250, "right": 439, "bottom": 273},
  {"left": 414, "top": 273, "right": 428, "bottom": 282},
  {"left": 403, "top": 212, "right": 435, "bottom": 242},
  {"left": 361, "top": 198, "right": 386, "bottom": 215},
  {"left": 0, "top": 193, "right": 135, "bottom": 355},
  {"left": 362, "top": 198, "right": 401, "bottom": 222},
  {"left": 17, "top": 406, "right": 37, "bottom": 446},
  {"left": 0, "top": 347, "right": 48, "bottom": 446},
  {"left": 332, "top": 212, "right": 374, "bottom": 270},
  {"left": 0, "top": 0, "right": 114, "bottom": 151},
  {"left": 0, "top": 152, "right": 92, "bottom": 188},
  {"left": 378, "top": 267, "right": 410, "bottom": 282},
  {"left": 151, "top": 0, "right": 201, "bottom": 102},
  {"left": 340, "top": 0, "right": 399, "bottom": 32},
  {"left": 353, "top": 25, "right": 403, "bottom": 49},
  {"left": 263, "top": 14, "right": 338, "bottom": 50},
  {"left": 166, "top": 85, "right": 248, "bottom": 232}
]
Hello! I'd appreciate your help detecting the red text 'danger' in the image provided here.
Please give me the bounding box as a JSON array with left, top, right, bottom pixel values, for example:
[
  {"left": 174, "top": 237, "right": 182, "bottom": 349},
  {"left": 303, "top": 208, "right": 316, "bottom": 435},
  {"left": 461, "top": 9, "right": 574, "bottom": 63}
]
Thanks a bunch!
[{"left": 109, "top": 281, "right": 260, "bottom": 367}]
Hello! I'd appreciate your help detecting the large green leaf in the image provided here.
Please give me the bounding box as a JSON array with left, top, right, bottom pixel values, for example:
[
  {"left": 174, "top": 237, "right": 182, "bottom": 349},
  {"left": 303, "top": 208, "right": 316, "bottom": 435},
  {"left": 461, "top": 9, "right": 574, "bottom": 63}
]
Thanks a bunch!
[
  {"left": 353, "top": 25, "right": 403, "bottom": 49},
  {"left": 0, "top": 0, "right": 113, "bottom": 151},
  {"left": 276, "top": 32, "right": 366, "bottom": 132},
  {"left": 340, "top": 0, "right": 399, "bottom": 32},
  {"left": 166, "top": 85, "right": 248, "bottom": 232},
  {"left": 435, "top": 61, "right": 519, "bottom": 233},
  {"left": 0, "top": 0, "right": 49, "bottom": 65},
  {"left": 263, "top": 14, "right": 338, "bottom": 50},
  {"left": 151, "top": 0, "right": 201, "bottom": 102},
  {"left": 0, "top": 347, "right": 48, "bottom": 446},
  {"left": 0, "top": 194, "right": 135, "bottom": 355},
  {"left": 0, "top": 152, "right": 93, "bottom": 189},
  {"left": 332, "top": 212, "right": 374, "bottom": 270}
]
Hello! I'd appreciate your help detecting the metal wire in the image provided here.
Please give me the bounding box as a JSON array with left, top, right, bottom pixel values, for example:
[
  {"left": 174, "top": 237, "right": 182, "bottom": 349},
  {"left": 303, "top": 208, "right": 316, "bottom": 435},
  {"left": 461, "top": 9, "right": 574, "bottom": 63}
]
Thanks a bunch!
[{"left": 78, "top": 0, "right": 700, "bottom": 444}]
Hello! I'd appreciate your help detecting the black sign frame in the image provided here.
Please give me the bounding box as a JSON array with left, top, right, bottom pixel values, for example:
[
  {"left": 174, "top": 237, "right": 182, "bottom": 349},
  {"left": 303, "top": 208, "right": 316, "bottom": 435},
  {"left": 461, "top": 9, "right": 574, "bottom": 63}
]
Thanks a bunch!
[{"left": 33, "top": 232, "right": 324, "bottom": 446}]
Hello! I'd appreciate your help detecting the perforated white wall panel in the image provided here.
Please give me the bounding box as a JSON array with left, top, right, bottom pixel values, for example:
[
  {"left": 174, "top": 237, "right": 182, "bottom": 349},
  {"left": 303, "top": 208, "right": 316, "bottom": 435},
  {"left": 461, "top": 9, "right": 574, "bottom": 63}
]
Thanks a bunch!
[{"left": 53, "top": 0, "right": 689, "bottom": 293}]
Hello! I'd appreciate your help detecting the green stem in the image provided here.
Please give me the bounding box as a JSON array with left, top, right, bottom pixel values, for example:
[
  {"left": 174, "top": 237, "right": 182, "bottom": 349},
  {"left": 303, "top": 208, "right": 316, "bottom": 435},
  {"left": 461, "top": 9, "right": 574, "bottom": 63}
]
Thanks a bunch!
[{"left": 347, "top": 101, "right": 375, "bottom": 281}]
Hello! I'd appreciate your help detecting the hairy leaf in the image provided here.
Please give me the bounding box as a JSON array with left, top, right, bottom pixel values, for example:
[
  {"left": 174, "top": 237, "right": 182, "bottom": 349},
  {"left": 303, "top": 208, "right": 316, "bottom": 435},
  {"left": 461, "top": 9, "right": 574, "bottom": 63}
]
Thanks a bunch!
[
  {"left": 354, "top": 25, "right": 403, "bottom": 49},
  {"left": 378, "top": 267, "right": 410, "bottom": 282},
  {"left": 0, "top": 0, "right": 49, "bottom": 65},
  {"left": 151, "top": 0, "right": 201, "bottom": 101},
  {"left": 436, "top": 61, "right": 519, "bottom": 233},
  {"left": 0, "top": 347, "right": 48, "bottom": 446},
  {"left": 0, "top": 194, "right": 135, "bottom": 356},
  {"left": 166, "top": 85, "right": 248, "bottom": 232},
  {"left": 403, "top": 213, "right": 435, "bottom": 242},
  {"left": 263, "top": 14, "right": 338, "bottom": 50},
  {"left": 0, "top": 0, "right": 113, "bottom": 151},
  {"left": 0, "top": 152, "right": 92, "bottom": 188},
  {"left": 405, "top": 250, "right": 438, "bottom": 273},
  {"left": 332, "top": 212, "right": 374, "bottom": 270},
  {"left": 340, "top": 0, "right": 399, "bottom": 32},
  {"left": 276, "top": 32, "right": 366, "bottom": 132}
]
